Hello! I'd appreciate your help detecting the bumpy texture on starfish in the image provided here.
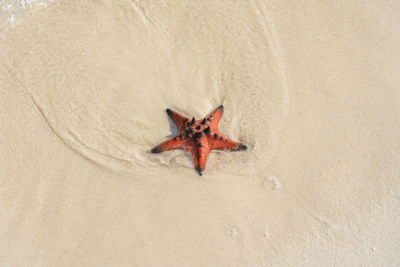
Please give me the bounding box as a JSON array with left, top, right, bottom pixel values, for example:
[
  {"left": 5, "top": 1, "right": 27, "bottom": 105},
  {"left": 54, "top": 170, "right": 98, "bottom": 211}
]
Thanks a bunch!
[{"left": 151, "top": 105, "right": 247, "bottom": 175}]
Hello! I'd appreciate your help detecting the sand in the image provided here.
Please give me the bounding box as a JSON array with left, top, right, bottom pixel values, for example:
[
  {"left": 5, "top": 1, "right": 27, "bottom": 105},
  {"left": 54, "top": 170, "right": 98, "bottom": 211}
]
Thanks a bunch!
[{"left": 1, "top": 0, "right": 399, "bottom": 266}]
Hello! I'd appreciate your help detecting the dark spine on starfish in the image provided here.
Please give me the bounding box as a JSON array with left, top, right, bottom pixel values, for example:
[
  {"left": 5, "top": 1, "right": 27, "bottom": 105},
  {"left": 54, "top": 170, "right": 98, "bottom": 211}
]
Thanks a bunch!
[
  {"left": 193, "top": 132, "right": 202, "bottom": 141},
  {"left": 203, "top": 126, "right": 210, "bottom": 135},
  {"left": 190, "top": 117, "right": 195, "bottom": 125}
]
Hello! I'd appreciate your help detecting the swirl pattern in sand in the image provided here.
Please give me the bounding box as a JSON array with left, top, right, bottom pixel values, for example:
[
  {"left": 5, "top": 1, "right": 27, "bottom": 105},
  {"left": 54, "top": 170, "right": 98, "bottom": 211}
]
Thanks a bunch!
[{"left": 1, "top": 0, "right": 289, "bottom": 176}]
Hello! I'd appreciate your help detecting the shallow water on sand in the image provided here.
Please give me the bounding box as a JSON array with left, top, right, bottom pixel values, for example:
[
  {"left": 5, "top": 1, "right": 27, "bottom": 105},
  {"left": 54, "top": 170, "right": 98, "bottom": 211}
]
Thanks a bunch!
[{"left": 1, "top": 0, "right": 289, "bottom": 176}]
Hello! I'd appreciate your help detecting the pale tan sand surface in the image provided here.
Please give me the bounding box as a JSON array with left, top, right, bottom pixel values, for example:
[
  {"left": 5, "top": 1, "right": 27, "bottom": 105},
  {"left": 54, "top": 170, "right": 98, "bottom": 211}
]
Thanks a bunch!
[{"left": 1, "top": 0, "right": 399, "bottom": 266}]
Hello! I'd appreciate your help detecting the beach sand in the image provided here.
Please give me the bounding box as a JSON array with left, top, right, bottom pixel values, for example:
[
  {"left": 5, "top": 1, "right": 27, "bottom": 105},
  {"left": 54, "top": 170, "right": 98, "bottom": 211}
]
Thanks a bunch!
[{"left": 1, "top": 0, "right": 399, "bottom": 265}]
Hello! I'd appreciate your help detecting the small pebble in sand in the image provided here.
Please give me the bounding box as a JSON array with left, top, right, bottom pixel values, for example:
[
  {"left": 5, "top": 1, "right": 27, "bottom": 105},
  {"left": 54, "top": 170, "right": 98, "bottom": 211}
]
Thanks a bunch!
[
  {"left": 229, "top": 227, "right": 239, "bottom": 237},
  {"left": 264, "top": 175, "right": 280, "bottom": 190}
]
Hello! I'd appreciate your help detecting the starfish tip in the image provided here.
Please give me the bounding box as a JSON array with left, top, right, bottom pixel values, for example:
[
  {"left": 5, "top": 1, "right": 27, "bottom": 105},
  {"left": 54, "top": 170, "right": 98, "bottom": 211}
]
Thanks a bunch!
[
  {"left": 151, "top": 147, "right": 161, "bottom": 153},
  {"left": 218, "top": 105, "right": 224, "bottom": 113},
  {"left": 238, "top": 143, "right": 248, "bottom": 150}
]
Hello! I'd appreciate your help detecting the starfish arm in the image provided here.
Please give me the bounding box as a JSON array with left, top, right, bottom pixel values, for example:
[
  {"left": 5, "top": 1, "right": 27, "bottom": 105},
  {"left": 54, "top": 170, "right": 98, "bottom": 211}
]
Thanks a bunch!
[
  {"left": 151, "top": 136, "right": 187, "bottom": 153},
  {"left": 206, "top": 105, "right": 224, "bottom": 132},
  {"left": 210, "top": 137, "right": 247, "bottom": 151},
  {"left": 188, "top": 144, "right": 210, "bottom": 176},
  {"left": 166, "top": 108, "right": 189, "bottom": 131}
]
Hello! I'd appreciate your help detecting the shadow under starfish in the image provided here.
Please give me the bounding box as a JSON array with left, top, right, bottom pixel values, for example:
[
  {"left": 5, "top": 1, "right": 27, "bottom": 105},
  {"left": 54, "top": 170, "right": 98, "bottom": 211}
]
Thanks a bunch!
[{"left": 151, "top": 105, "right": 247, "bottom": 176}]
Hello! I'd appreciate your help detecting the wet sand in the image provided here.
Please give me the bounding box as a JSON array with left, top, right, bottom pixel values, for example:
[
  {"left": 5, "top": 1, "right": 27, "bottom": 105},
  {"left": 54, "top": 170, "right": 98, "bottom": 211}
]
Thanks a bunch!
[{"left": 1, "top": 0, "right": 399, "bottom": 265}]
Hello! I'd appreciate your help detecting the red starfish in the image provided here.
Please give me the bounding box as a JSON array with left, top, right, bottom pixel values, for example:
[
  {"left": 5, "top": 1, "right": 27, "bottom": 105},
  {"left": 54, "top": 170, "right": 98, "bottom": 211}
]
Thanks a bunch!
[{"left": 151, "top": 105, "right": 247, "bottom": 175}]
